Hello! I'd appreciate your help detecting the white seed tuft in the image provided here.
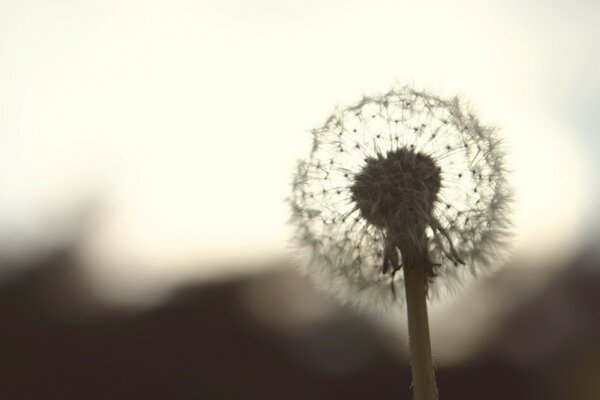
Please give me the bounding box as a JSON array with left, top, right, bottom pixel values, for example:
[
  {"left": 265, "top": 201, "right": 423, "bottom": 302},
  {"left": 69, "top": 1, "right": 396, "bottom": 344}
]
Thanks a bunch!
[{"left": 289, "top": 86, "right": 513, "bottom": 310}]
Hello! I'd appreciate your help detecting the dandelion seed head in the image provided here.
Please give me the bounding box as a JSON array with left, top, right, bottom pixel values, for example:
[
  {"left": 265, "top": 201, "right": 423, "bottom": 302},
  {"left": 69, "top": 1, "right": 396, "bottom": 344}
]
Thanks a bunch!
[
  {"left": 350, "top": 148, "right": 441, "bottom": 232},
  {"left": 289, "top": 86, "right": 512, "bottom": 310}
]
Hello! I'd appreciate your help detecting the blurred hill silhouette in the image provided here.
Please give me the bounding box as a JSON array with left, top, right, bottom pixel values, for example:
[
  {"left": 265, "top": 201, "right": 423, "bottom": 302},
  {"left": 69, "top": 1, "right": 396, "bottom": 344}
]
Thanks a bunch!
[{"left": 0, "top": 243, "right": 599, "bottom": 400}]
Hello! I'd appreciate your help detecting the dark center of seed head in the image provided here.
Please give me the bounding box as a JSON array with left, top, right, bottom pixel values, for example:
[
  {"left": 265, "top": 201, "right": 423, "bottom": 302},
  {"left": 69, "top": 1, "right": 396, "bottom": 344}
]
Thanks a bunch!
[{"left": 350, "top": 147, "right": 441, "bottom": 232}]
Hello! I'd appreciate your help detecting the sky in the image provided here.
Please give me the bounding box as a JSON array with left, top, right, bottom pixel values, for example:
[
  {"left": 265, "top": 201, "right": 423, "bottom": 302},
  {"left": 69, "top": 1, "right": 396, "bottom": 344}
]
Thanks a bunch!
[{"left": 0, "top": 0, "right": 597, "bottom": 304}]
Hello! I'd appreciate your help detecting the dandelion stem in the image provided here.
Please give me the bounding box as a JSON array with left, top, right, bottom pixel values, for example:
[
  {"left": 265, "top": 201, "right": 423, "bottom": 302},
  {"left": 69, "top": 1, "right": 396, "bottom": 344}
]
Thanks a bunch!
[{"left": 403, "top": 262, "right": 438, "bottom": 400}]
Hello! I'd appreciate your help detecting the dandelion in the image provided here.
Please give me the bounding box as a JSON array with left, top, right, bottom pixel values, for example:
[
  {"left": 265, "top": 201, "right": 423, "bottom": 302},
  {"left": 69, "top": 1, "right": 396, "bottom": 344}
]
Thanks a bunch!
[{"left": 289, "top": 86, "right": 512, "bottom": 399}]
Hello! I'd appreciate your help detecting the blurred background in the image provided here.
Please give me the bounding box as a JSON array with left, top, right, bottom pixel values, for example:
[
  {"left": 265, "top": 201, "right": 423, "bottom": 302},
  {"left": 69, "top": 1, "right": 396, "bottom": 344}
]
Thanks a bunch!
[{"left": 1, "top": 0, "right": 599, "bottom": 398}]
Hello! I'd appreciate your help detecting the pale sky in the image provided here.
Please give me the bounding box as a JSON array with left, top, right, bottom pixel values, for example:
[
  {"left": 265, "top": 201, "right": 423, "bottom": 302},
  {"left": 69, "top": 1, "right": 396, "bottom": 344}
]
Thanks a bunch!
[{"left": 0, "top": 0, "right": 595, "bottom": 303}]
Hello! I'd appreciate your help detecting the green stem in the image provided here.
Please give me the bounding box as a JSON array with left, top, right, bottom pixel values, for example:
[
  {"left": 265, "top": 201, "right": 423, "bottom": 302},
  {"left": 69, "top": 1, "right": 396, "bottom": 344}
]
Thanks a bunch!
[{"left": 403, "top": 264, "right": 438, "bottom": 400}]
